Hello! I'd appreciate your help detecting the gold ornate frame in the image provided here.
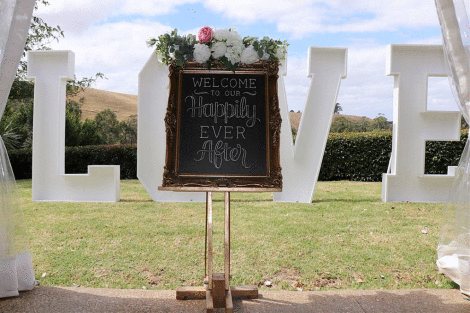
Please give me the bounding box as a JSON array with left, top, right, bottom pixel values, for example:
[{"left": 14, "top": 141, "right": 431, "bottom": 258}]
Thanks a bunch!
[{"left": 161, "top": 61, "right": 282, "bottom": 190}]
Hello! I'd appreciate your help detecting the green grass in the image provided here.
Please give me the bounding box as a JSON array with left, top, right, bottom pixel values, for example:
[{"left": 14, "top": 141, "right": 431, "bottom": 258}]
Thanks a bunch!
[{"left": 17, "top": 180, "right": 455, "bottom": 291}]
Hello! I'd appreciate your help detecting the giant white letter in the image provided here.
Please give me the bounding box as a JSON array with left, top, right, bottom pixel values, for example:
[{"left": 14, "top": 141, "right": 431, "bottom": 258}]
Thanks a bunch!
[
  {"left": 274, "top": 47, "right": 347, "bottom": 203},
  {"left": 382, "top": 45, "right": 460, "bottom": 202},
  {"left": 137, "top": 54, "right": 203, "bottom": 202},
  {"left": 28, "top": 51, "right": 120, "bottom": 202}
]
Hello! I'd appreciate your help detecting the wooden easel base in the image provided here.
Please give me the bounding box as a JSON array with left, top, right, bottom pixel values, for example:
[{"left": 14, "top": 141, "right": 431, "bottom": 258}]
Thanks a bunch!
[
  {"left": 176, "top": 286, "right": 259, "bottom": 300},
  {"left": 176, "top": 285, "right": 258, "bottom": 312},
  {"left": 174, "top": 192, "right": 258, "bottom": 312}
]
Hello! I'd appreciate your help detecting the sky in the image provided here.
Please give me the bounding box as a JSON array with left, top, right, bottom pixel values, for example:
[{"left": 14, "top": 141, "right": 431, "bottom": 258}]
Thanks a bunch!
[{"left": 36, "top": 0, "right": 458, "bottom": 119}]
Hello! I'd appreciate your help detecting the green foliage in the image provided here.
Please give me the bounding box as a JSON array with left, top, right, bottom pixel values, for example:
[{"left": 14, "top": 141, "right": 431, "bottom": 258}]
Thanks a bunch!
[
  {"left": 425, "top": 133, "right": 467, "bottom": 174},
  {"left": 1, "top": 96, "right": 140, "bottom": 150},
  {"left": 319, "top": 131, "right": 467, "bottom": 181},
  {"left": 9, "top": 131, "right": 468, "bottom": 182},
  {"left": 319, "top": 131, "right": 392, "bottom": 181},
  {"left": 9, "top": 145, "right": 137, "bottom": 180},
  {"left": 330, "top": 115, "right": 392, "bottom": 133},
  {"left": 148, "top": 28, "right": 287, "bottom": 69},
  {"left": 8, "top": 80, "right": 34, "bottom": 100},
  {"left": 147, "top": 29, "right": 197, "bottom": 67},
  {"left": 1, "top": 98, "right": 34, "bottom": 149},
  {"left": 65, "top": 101, "right": 105, "bottom": 146},
  {"left": 9, "top": 148, "right": 32, "bottom": 179},
  {"left": 64, "top": 145, "right": 137, "bottom": 179},
  {"left": 3, "top": 0, "right": 108, "bottom": 150}
]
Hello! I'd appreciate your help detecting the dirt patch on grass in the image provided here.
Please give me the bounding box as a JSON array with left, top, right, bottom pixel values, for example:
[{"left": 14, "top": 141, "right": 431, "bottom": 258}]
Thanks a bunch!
[
  {"left": 312, "top": 272, "right": 342, "bottom": 289},
  {"left": 140, "top": 268, "right": 164, "bottom": 286},
  {"left": 271, "top": 267, "right": 304, "bottom": 290}
]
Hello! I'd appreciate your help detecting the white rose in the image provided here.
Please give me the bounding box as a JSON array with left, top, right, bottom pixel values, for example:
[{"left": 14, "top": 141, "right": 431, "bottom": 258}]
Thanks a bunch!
[
  {"left": 261, "top": 51, "right": 270, "bottom": 61},
  {"left": 214, "top": 29, "right": 231, "bottom": 41},
  {"left": 240, "top": 45, "right": 259, "bottom": 64},
  {"left": 214, "top": 29, "right": 241, "bottom": 42},
  {"left": 226, "top": 30, "right": 241, "bottom": 42},
  {"left": 211, "top": 41, "right": 227, "bottom": 59},
  {"left": 193, "top": 43, "right": 211, "bottom": 63}
]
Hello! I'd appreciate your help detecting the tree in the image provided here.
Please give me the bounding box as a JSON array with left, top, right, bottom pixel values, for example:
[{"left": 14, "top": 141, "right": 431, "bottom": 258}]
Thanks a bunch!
[
  {"left": 119, "top": 115, "right": 137, "bottom": 145},
  {"left": 2, "top": 1, "right": 107, "bottom": 150},
  {"left": 94, "top": 109, "right": 121, "bottom": 144}
]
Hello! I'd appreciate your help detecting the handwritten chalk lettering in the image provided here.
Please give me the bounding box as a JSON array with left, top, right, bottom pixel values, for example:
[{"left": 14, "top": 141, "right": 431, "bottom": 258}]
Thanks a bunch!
[
  {"left": 200, "top": 126, "right": 246, "bottom": 140},
  {"left": 177, "top": 71, "right": 268, "bottom": 177},
  {"left": 225, "top": 90, "right": 240, "bottom": 96},
  {"left": 195, "top": 140, "right": 252, "bottom": 169},
  {"left": 192, "top": 77, "right": 257, "bottom": 89},
  {"left": 185, "top": 96, "right": 260, "bottom": 127}
]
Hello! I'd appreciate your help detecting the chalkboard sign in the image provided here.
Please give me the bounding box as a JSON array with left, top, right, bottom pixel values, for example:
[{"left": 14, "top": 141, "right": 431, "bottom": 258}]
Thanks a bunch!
[{"left": 162, "top": 62, "right": 282, "bottom": 190}]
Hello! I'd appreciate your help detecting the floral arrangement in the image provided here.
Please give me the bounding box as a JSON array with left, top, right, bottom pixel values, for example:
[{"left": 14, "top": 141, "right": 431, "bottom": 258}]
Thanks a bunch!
[{"left": 147, "top": 27, "right": 287, "bottom": 70}]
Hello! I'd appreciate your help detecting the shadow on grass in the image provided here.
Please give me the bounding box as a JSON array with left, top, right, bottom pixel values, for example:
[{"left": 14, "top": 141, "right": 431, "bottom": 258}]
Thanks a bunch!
[
  {"left": 313, "top": 198, "right": 378, "bottom": 204},
  {"left": 1, "top": 287, "right": 468, "bottom": 313},
  {"left": 119, "top": 199, "right": 154, "bottom": 203}
]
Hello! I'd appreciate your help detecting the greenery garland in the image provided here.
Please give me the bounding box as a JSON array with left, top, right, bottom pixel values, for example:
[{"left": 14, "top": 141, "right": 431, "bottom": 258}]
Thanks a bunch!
[{"left": 147, "top": 27, "right": 287, "bottom": 70}]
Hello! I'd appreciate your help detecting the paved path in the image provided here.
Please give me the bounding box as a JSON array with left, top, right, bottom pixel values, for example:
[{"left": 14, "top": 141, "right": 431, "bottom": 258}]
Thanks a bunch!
[{"left": 1, "top": 287, "right": 469, "bottom": 313}]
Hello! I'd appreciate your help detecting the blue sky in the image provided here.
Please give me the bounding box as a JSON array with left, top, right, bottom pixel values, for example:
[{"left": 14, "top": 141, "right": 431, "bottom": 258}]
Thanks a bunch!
[{"left": 37, "top": 0, "right": 457, "bottom": 119}]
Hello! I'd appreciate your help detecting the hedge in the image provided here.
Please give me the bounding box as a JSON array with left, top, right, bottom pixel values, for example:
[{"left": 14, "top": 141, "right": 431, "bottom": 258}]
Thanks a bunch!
[
  {"left": 9, "top": 145, "right": 136, "bottom": 180},
  {"left": 7, "top": 132, "right": 468, "bottom": 182}
]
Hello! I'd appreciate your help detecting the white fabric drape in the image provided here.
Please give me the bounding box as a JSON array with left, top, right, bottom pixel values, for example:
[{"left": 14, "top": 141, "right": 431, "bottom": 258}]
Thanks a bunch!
[
  {"left": 0, "top": 0, "right": 36, "bottom": 298},
  {"left": 435, "top": 0, "right": 470, "bottom": 296}
]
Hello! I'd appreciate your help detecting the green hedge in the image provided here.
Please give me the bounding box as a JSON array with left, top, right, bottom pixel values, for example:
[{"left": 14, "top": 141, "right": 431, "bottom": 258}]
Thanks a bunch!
[
  {"left": 9, "top": 145, "right": 137, "bottom": 180},
  {"left": 319, "top": 131, "right": 393, "bottom": 181},
  {"left": 7, "top": 132, "right": 468, "bottom": 182}
]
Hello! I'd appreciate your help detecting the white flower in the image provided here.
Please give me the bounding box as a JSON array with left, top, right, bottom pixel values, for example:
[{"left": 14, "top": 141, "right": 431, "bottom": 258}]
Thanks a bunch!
[
  {"left": 211, "top": 41, "right": 227, "bottom": 59},
  {"left": 225, "top": 40, "right": 243, "bottom": 65},
  {"left": 214, "top": 29, "right": 241, "bottom": 42},
  {"left": 193, "top": 43, "right": 211, "bottom": 63},
  {"left": 240, "top": 45, "right": 259, "bottom": 64},
  {"left": 214, "top": 29, "right": 231, "bottom": 41}
]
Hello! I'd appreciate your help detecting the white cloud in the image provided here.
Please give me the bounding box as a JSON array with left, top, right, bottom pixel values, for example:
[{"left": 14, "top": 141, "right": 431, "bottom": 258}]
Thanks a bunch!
[
  {"left": 283, "top": 46, "right": 395, "bottom": 118},
  {"left": 48, "top": 20, "right": 171, "bottom": 94},
  {"left": 120, "top": 0, "right": 199, "bottom": 16},
  {"left": 36, "top": 0, "right": 117, "bottom": 34},
  {"left": 34, "top": 0, "right": 447, "bottom": 119},
  {"left": 38, "top": 0, "right": 440, "bottom": 38},
  {"left": 337, "top": 45, "right": 393, "bottom": 118},
  {"left": 203, "top": 0, "right": 439, "bottom": 38}
]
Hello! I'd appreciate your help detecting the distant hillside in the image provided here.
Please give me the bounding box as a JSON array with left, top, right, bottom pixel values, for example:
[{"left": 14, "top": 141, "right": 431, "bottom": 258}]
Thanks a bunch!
[
  {"left": 72, "top": 88, "right": 372, "bottom": 129},
  {"left": 289, "top": 111, "right": 374, "bottom": 131},
  {"left": 70, "top": 88, "right": 137, "bottom": 121}
]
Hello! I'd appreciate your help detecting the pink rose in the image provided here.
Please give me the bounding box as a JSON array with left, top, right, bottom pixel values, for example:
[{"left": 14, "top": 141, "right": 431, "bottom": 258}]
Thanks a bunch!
[{"left": 198, "top": 26, "right": 213, "bottom": 43}]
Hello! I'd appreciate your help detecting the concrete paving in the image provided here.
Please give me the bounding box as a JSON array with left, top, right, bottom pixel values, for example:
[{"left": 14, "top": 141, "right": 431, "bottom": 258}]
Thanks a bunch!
[{"left": 0, "top": 287, "right": 469, "bottom": 313}]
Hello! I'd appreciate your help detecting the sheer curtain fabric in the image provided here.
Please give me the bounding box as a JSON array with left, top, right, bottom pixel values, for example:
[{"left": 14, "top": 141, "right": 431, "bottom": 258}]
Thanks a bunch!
[{"left": 0, "top": 0, "right": 36, "bottom": 298}]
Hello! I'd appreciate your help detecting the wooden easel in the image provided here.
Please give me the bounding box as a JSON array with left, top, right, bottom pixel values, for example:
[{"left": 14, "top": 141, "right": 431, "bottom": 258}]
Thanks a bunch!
[{"left": 160, "top": 187, "right": 279, "bottom": 312}]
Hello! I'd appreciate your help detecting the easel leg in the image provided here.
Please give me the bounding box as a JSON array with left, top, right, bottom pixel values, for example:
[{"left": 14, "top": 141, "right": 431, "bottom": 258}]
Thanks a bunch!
[
  {"left": 206, "top": 191, "right": 213, "bottom": 289},
  {"left": 176, "top": 191, "right": 257, "bottom": 310},
  {"left": 224, "top": 191, "right": 230, "bottom": 289},
  {"left": 224, "top": 192, "right": 233, "bottom": 312}
]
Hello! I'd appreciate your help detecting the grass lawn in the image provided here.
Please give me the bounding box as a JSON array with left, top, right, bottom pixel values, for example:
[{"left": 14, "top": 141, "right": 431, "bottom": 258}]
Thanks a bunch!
[{"left": 17, "top": 180, "right": 455, "bottom": 291}]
